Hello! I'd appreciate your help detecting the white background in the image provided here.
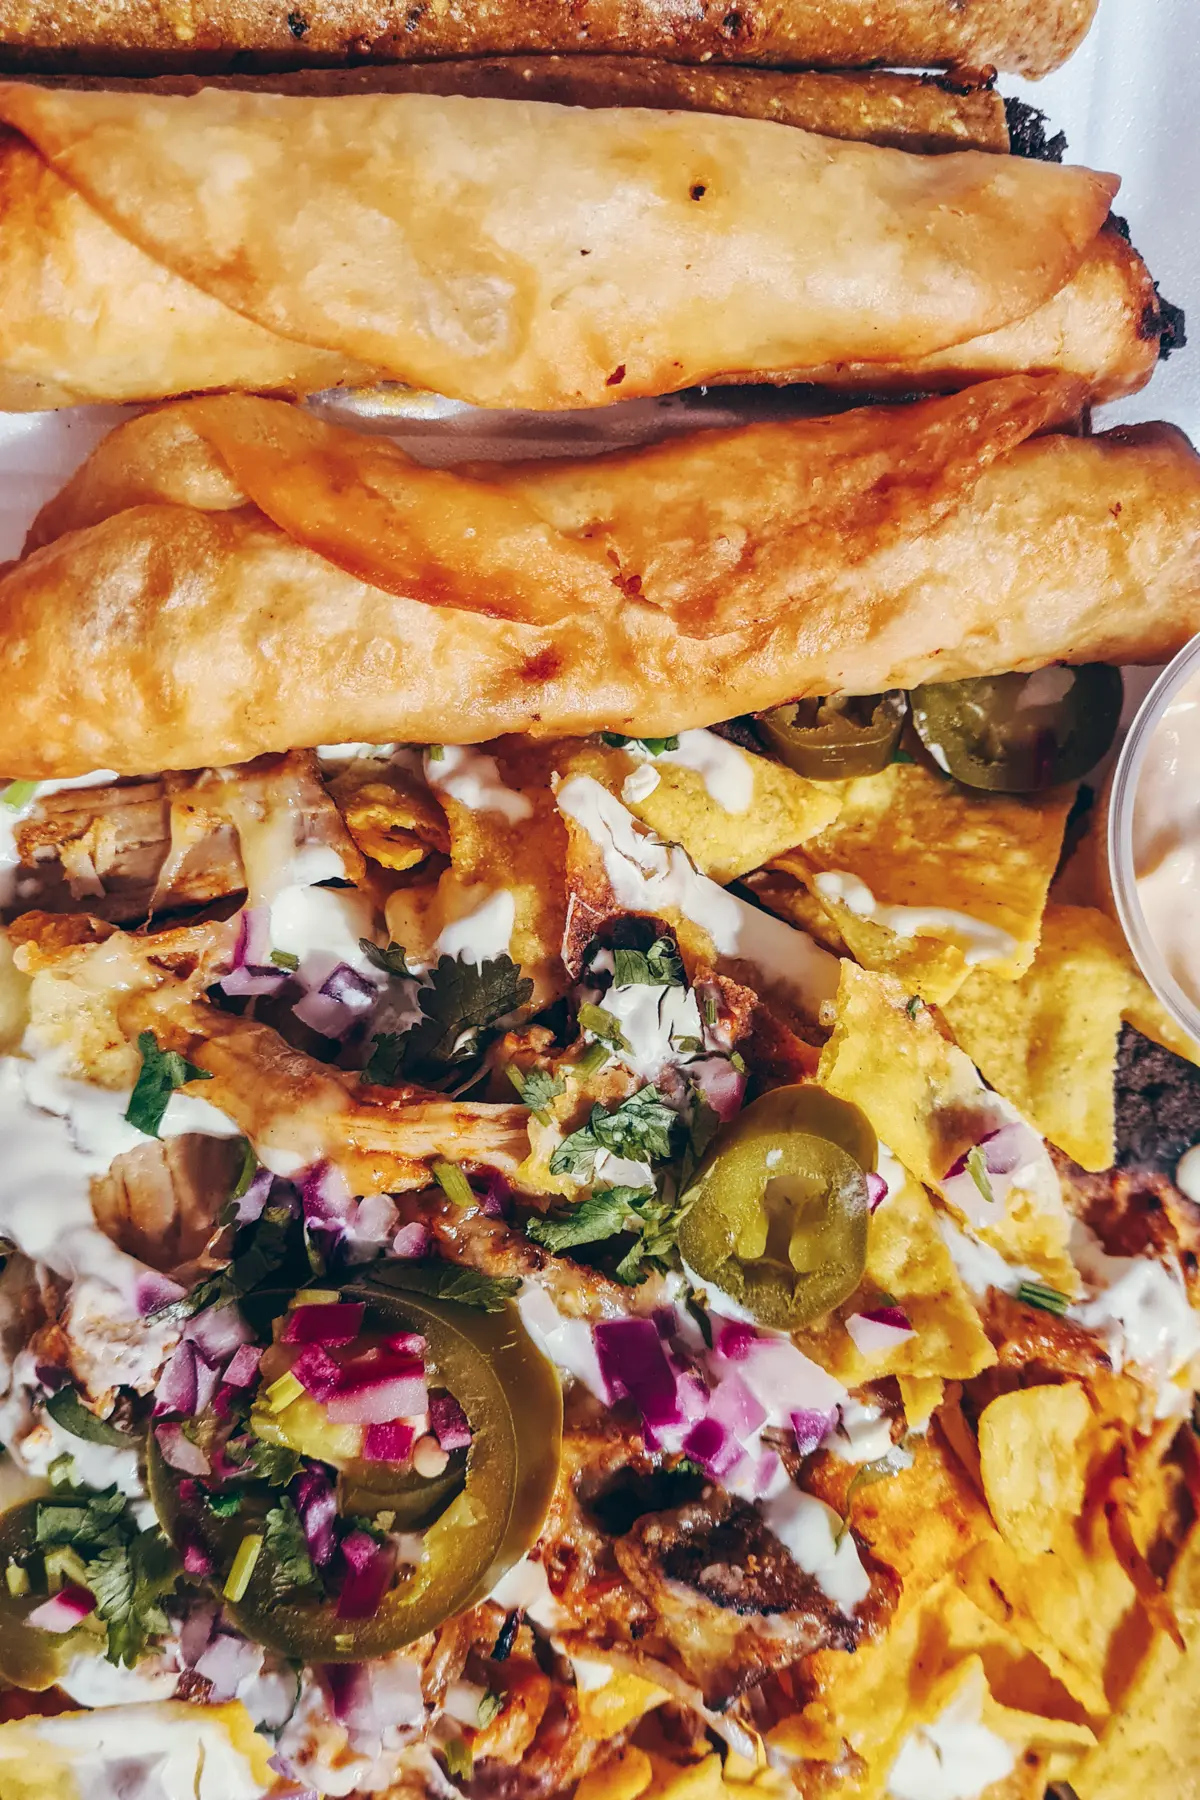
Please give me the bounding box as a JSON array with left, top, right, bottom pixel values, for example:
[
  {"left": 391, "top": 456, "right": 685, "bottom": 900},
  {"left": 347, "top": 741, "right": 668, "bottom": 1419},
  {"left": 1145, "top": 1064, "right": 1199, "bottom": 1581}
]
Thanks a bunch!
[{"left": 0, "top": 0, "right": 1195, "bottom": 559}]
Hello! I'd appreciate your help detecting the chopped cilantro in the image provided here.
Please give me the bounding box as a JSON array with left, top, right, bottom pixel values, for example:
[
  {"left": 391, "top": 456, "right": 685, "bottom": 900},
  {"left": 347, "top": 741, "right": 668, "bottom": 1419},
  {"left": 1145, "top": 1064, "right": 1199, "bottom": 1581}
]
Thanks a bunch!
[
  {"left": 37, "top": 1488, "right": 127, "bottom": 1553},
  {"left": 229, "top": 1138, "right": 259, "bottom": 1202},
  {"left": 88, "top": 1527, "right": 180, "bottom": 1668},
  {"left": 269, "top": 949, "right": 300, "bottom": 972},
  {"left": 205, "top": 1488, "right": 243, "bottom": 1518},
  {"left": 526, "top": 1186, "right": 654, "bottom": 1254},
  {"left": 905, "top": 996, "right": 923, "bottom": 1019},
  {"left": 964, "top": 1145, "right": 995, "bottom": 1205},
  {"left": 243, "top": 1440, "right": 302, "bottom": 1488},
  {"left": 507, "top": 1065, "right": 566, "bottom": 1124},
  {"left": 359, "top": 939, "right": 415, "bottom": 979},
  {"left": 382, "top": 953, "right": 533, "bottom": 1079},
  {"left": 1016, "top": 1280, "right": 1069, "bottom": 1317},
  {"left": 370, "top": 1260, "right": 521, "bottom": 1313},
  {"left": 612, "top": 939, "right": 683, "bottom": 988},
  {"left": 263, "top": 1497, "right": 320, "bottom": 1597},
  {"left": 701, "top": 993, "right": 718, "bottom": 1028},
  {"left": 125, "top": 1032, "right": 212, "bottom": 1137},
  {"left": 577, "top": 1003, "right": 630, "bottom": 1050},
  {"left": 550, "top": 1086, "right": 678, "bottom": 1178},
  {"left": 363, "top": 1032, "right": 405, "bottom": 1086},
  {"left": 601, "top": 733, "right": 680, "bottom": 755},
  {"left": 45, "top": 1389, "right": 132, "bottom": 1448}
]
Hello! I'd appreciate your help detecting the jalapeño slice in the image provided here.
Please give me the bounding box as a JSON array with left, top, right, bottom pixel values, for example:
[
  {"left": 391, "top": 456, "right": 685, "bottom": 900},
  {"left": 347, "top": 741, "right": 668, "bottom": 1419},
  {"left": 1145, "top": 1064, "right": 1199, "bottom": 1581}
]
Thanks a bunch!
[
  {"left": 756, "top": 692, "right": 907, "bottom": 780},
  {"left": 909, "top": 665, "right": 1122, "bottom": 793}
]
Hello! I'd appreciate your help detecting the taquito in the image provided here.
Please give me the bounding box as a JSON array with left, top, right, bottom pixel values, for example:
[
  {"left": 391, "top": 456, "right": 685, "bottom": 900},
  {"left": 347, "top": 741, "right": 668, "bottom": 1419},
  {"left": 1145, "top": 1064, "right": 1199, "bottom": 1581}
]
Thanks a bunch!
[
  {"left": 0, "top": 83, "right": 1151, "bottom": 412},
  {"left": 0, "top": 0, "right": 1098, "bottom": 80},
  {"left": 4, "top": 377, "right": 1199, "bottom": 779},
  {"left": 23, "top": 60, "right": 1013, "bottom": 157}
]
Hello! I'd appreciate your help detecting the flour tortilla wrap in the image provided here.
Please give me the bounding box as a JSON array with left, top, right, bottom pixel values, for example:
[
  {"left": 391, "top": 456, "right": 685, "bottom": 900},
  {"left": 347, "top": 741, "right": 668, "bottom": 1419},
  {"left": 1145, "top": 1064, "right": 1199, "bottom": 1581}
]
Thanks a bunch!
[
  {"left": 0, "top": 0, "right": 1098, "bottom": 80},
  {"left": 0, "top": 83, "right": 1130, "bottom": 412},
  {"left": 3, "top": 377, "right": 1198, "bottom": 779}
]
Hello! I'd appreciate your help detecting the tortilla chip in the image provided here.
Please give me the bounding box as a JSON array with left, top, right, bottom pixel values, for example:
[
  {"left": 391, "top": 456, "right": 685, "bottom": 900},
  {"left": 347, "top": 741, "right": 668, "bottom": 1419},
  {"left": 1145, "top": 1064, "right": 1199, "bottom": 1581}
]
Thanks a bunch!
[
  {"left": 1121, "top": 960, "right": 1200, "bottom": 1068},
  {"left": 796, "top": 1171, "right": 995, "bottom": 1385},
  {"left": 898, "top": 1374, "right": 945, "bottom": 1431},
  {"left": 1067, "top": 1517, "right": 1200, "bottom": 1798},
  {"left": 575, "top": 1672, "right": 669, "bottom": 1741},
  {"left": 327, "top": 758, "right": 450, "bottom": 871},
  {"left": 772, "top": 762, "right": 1073, "bottom": 1003},
  {"left": 978, "top": 1382, "right": 1094, "bottom": 1555},
  {"left": 577, "top": 1746, "right": 655, "bottom": 1800},
  {"left": 818, "top": 962, "right": 1075, "bottom": 1288},
  {"left": 740, "top": 866, "right": 850, "bottom": 955},
  {"left": 946, "top": 905, "right": 1136, "bottom": 1170}
]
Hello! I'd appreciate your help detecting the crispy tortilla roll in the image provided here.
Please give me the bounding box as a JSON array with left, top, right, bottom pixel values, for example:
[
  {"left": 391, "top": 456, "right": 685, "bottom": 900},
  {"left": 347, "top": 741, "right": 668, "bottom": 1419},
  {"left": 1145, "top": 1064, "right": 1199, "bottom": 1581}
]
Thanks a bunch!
[
  {"left": 0, "top": 0, "right": 1098, "bottom": 80},
  {"left": 4, "top": 376, "right": 1200, "bottom": 779},
  {"left": 0, "top": 83, "right": 1140, "bottom": 412},
  {"left": 29, "top": 60, "right": 1012, "bottom": 157}
]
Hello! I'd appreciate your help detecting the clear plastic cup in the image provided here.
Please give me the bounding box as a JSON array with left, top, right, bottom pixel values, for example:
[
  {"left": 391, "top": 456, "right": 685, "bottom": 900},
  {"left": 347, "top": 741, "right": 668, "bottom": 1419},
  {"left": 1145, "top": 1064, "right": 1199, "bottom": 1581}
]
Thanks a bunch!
[{"left": 1108, "top": 632, "right": 1200, "bottom": 1046}]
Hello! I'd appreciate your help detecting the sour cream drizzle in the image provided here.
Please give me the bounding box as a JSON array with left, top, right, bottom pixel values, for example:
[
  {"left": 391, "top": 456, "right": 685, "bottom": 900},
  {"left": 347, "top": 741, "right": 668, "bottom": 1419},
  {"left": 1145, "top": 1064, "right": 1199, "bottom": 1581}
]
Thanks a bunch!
[
  {"left": 813, "top": 871, "right": 1016, "bottom": 966},
  {"left": 425, "top": 745, "right": 532, "bottom": 823},
  {"left": 626, "top": 730, "right": 754, "bottom": 814},
  {"left": 887, "top": 1668, "right": 1015, "bottom": 1800},
  {"left": 555, "top": 776, "right": 838, "bottom": 1008}
]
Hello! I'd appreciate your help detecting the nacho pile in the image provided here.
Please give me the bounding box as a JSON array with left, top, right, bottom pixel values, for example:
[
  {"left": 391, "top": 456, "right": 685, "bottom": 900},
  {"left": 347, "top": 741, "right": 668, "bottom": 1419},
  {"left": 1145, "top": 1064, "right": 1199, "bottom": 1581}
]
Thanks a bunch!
[{"left": 0, "top": 715, "right": 1193, "bottom": 1800}]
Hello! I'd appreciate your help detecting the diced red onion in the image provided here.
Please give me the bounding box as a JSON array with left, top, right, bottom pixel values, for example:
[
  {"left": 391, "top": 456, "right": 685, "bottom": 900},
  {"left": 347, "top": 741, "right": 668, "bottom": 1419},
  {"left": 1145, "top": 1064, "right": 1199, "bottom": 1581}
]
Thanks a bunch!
[
  {"left": 390, "top": 1222, "right": 430, "bottom": 1260},
  {"left": 302, "top": 1163, "right": 356, "bottom": 1231},
  {"left": 428, "top": 1393, "right": 471, "bottom": 1452},
  {"left": 301, "top": 1163, "right": 398, "bottom": 1265},
  {"left": 478, "top": 1173, "right": 512, "bottom": 1219},
  {"left": 292, "top": 1346, "right": 344, "bottom": 1404},
  {"left": 221, "top": 909, "right": 287, "bottom": 997},
  {"left": 708, "top": 1371, "right": 767, "bottom": 1438},
  {"left": 385, "top": 1332, "right": 426, "bottom": 1357},
  {"left": 348, "top": 1193, "right": 400, "bottom": 1258},
  {"left": 322, "top": 1661, "right": 373, "bottom": 1729},
  {"left": 28, "top": 1585, "right": 95, "bottom": 1632},
  {"left": 284, "top": 1303, "right": 365, "bottom": 1347},
  {"left": 232, "top": 1168, "right": 274, "bottom": 1226},
  {"left": 363, "top": 1421, "right": 417, "bottom": 1463},
  {"left": 294, "top": 1469, "right": 338, "bottom": 1567},
  {"left": 186, "top": 1302, "right": 253, "bottom": 1364},
  {"left": 195, "top": 1630, "right": 261, "bottom": 1703},
  {"left": 713, "top": 1321, "right": 758, "bottom": 1363},
  {"left": 183, "top": 1539, "right": 215, "bottom": 1578},
  {"left": 222, "top": 1345, "right": 263, "bottom": 1389},
  {"left": 135, "top": 1271, "right": 186, "bottom": 1318},
  {"left": 221, "top": 962, "right": 288, "bottom": 998},
  {"left": 154, "top": 1342, "right": 200, "bottom": 1418},
  {"left": 337, "top": 1534, "right": 396, "bottom": 1620},
  {"left": 866, "top": 1173, "right": 888, "bottom": 1211},
  {"left": 845, "top": 1310, "right": 915, "bottom": 1356},
  {"left": 293, "top": 964, "right": 378, "bottom": 1039},
  {"left": 324, "top": 1354, "right": 428, "bottom": 1425},
  {"left": 155, "top": 1422, "right": 212, "bottom": 1476},
  {"left": 687, "top": 1055, "right": 747, "bottom": 1124},
  {"left": 791, "top": 1407, "right": 839, "bottom": 1457},
  {"left": 945, "top": 1122, "right": 1029, "bottom": 1182},
  {"left": 594, "top": 1319, "right": 681, "bottom": 1428},
  {"left": 681, "top": 1416, "right": 744, "bottom": 1482}
]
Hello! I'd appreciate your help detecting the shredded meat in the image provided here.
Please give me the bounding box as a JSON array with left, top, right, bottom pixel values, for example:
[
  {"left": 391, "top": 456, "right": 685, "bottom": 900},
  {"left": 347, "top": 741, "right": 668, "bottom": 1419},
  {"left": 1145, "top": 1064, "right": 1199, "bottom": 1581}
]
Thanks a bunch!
[
  {"left": 92, "top": 1133, "right": 244, "bottom": 1283},
  {"left": 979, "top": 1287, "right": 1113, "bottom": 1382}
]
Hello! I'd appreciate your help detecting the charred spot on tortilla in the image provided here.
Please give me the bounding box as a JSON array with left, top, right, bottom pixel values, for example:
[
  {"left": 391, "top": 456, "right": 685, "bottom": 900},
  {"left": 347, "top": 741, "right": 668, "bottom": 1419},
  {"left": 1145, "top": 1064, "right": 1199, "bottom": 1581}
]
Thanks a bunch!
[{"left": 1004, "top": 96, "right": 1068, "bottom": 162}]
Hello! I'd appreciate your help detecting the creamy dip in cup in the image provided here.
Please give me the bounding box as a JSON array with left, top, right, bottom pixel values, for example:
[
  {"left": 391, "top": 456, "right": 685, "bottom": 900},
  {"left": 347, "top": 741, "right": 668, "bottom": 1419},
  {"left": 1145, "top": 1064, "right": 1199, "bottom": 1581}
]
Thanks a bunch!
[{"left": 1110, "top": 635, "right": 1200, "bottom": 1052}]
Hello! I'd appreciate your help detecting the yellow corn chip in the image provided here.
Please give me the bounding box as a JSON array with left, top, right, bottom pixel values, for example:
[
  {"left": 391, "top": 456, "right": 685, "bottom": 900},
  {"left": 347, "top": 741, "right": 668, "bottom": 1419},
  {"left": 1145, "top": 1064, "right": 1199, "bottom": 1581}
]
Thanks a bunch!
[
  {"left": 796, "top": 1171, "right": 995, "bottom": 1385},
  {"left": 577, "top": 1746, "right": 655, "bottom": 1800},
  {"left": 1067, "top": 1517, "right": 1200, "bottom": 1799},
  {"left": 898, "top": 1374, "right": 945, "bottom": 1431},
  {"left": 818, "top": 963, "right": 1075, "bottom": 1289},
  {"left": 978, "top": 1382, "right": 1094, "bottom": 1555},
  {"left": 946, "top": 906, "right": 1135, "bottom": 1171},
  {"left": 772, "top": 762, "right": 1073, "bottom": 1003},
  {"left": 574, "top": 1671, "right": 669, "bottom": 1741},
  {"left": 327, "top": 758, "right": 450, "bottom": 871},
  {"left": 740, "top": 866, "right": 850, "bottom": 955}
]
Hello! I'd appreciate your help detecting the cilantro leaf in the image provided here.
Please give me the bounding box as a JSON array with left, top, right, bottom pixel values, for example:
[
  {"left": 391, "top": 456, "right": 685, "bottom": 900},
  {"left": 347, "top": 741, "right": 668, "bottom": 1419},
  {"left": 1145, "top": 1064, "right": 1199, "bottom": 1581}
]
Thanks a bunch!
[
  {"left": 125, "top": 1031, "right": 212, "bottom": 1137},
  {"left": 263, "top": 1497, "right": 320, "bottom": 1597},
  {"left": 359, "top": 939, "right": 414, "bottom": 979},
  {"left": 37, "top": 1488, "right": 127, "bottom": 1553},
  {"left": 401, "top": 954, "right": 533, "bottom": 1076},
  {"left": 44, "top": 1389, "right": 133, "bottom": 1448},
  {"left": 205, "top": 1489, "right": 244, "bottom": 1518},
  {"left": 612, "top": 940, "right": 684, "bottom": 988},
  {"left": 229, "top": 1138, "right": 258, "bottom": 1203},
  {"left": 370, "top": 1260, "right": 521, "bottom": 1313},
  {"left": 525, "top": 1186, "right": 653, "bottom": 1254},
  {"left": 601, "top": 733, "right": 680, "bottom": 755},
  {"left": 363, "top": 1032, "right": 405, "bottom": 1086},
  {"left": 88, "top": 1528, "right": 180, "bottom": 1668},
  {"left": 508, "top": 1066, "right": 566, "bottom": 1124},
  {"left": 550, "top": 1086, "right": 678, "bottom": 1178},
  {"left": 244, "top": 1440, "right": 302, "bottom": 1488}
]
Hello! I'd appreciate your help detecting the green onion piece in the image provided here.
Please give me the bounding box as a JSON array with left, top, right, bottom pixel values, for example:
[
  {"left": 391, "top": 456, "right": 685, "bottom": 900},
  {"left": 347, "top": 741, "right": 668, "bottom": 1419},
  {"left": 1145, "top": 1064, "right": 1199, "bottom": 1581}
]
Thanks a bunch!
[
  {"left": 504, "top": 1064, "right": 528, "bottom": 1102},
  {"left": 477, "top": 1690, "right": 504, "bottom": 1727},
  {"left": 264, "top": 1371, "right": 305, "bottom": 1412},
  {"left": 965, "top": 1145, "right": 995, "bottom": 1205},
  {"left": 224, "top": 1532, "right": 263, "bottom": 1603},
  {"left": 44, "top": 1545, "right": 90, "bottom": 1592},
  {"left": 1016, "top": 1280, "right": 1070, "bottom": 1317},
  {"left": 905, "top": 996, "right": 923, "bottom": 1018},
  {"left": 577, "top": 1003, "right": 630, "bottom": 1050},
  {"left": 573, "top": 1042, "right": 611, "bottom": 1079},
  {"left": 730, "top": 1050, "right": 746, "bottom": 1074},
  {"left": 432, "top": 1160, "right": 475, "bottom": 1208},
  {"left": 443, "top": 1739, "right": 473, "bottom": 1781},
  {"left": 5, "top": 1560, "right": 29, "bottom": 1598},
  {"left": 0, "top": 780, "right": 38, "bottom": 811},
  {"left": 269, "top": 949, "right": 300, "bottom": 972},
  {"left": 427, "top": 744, "right": 445, "bottom": 762},
  {"left": 702, "top": 994, "right": 718, "bottom": 1028}
]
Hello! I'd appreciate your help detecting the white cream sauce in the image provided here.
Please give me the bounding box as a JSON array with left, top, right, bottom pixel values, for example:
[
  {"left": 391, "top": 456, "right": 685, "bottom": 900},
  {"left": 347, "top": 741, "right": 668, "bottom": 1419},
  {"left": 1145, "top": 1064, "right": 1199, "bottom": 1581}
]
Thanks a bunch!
[
  {"left": 556, "top": 777, "right": 838, "bottom": 1009},
  {"left": 813, "top": 872, "right": 1016, "bottom": 966},
  {"left": 57, "top": 1653, "right": 180, "bottom": 1708},
  {"left": 590, "top": 980, "right": 704, "bottom": 1081},
  {"left": 626, "top": 730, "right": 754, "bottom": 813},
  {"left": 487, "top": 1553, "right": 567, "bottom": 1632},
  {"left": 887, "top": 1668, "right": 1015, "bottom": 1800},
  {"left": 269, "top": 882, "right": 383, "bottom": 989},
  {"left": 1132, "top": 673, "right": 1200, "bottom": 1010},
  {"left": 823, "top": 1400, "right": 895, "bottom": 1465},
  {"left": 759, "top": 1476, "right": 871, "bottom": 1614},
  {"left": 1175, "top": 1142, "right": 1200, "bottom": 1203},
  {"left": 0, "top": 1703, "right": 269, "bottom": 1800},
  {"left": 432, "top": 889, "right": 515, "bottom": 967},
  {"left": 621, "top": 763, "right": 661, "bottom": 805},
  {"left": 425, "top": 745, "right": 532, "bottom": 823},
  {"left": 1070, "top": 1220, "right": 1200, "bottom": 1411},
  {"left": 516, "top": 1283, "right": 607, "bottom": 1400}
]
